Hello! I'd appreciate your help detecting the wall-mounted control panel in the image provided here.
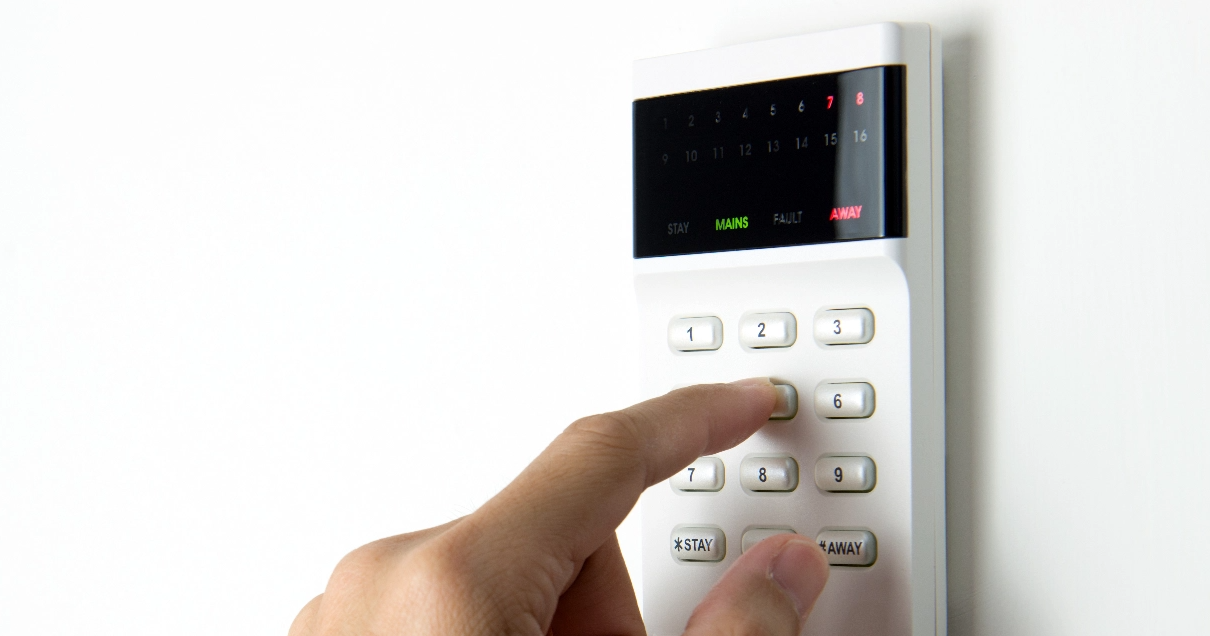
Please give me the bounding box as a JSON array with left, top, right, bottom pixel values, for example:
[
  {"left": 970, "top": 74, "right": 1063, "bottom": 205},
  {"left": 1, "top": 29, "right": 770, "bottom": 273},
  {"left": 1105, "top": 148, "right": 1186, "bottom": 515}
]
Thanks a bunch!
[{"left": 634, "top": 23, "right": 945, "bottom": 635}]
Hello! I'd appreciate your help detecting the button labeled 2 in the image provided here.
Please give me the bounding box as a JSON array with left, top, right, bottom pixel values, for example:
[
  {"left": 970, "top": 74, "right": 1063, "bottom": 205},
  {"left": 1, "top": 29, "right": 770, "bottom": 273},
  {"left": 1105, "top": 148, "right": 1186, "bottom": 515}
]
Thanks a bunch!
[
  {"left": 668, "top": 317, "right": 723, "bottom": 351},
  {"left": 814, "top": 308, "right": 874, "bottom": 345},
  {"left": 739, "top": 312, "right": 796, "bottom": 348},
  {"left": 814, "top": 382, "right": 875, "bottom": 418}
]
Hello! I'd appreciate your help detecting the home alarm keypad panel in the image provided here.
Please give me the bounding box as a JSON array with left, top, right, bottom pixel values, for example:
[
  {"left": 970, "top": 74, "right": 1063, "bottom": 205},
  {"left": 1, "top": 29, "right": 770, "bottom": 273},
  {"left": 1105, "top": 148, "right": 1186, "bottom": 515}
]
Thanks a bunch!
[{"left": 635, "top": 24, "right": 944, "bottom": 635}]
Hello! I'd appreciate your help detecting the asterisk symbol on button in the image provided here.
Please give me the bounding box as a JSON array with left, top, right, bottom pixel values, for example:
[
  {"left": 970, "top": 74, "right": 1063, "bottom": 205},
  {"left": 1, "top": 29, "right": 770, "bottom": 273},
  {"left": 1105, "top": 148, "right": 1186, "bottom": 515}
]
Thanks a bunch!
[{"left": 673, "top": 538, "right": 683, "bottom": 551}]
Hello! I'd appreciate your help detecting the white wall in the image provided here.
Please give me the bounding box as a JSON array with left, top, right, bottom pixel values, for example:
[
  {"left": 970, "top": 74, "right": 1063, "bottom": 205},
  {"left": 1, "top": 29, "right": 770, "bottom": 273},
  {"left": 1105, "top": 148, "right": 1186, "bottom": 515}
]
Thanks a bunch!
[{"left": 1, "top": 1, "right": 1206, "bottom": 634}]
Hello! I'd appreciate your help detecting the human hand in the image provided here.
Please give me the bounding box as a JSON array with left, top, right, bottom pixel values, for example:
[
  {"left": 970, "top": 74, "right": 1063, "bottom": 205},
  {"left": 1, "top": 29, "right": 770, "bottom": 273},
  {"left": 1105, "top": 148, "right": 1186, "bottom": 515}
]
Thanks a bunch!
[{"left": 288, "top": 379, "right": 829, "bottom": 635}]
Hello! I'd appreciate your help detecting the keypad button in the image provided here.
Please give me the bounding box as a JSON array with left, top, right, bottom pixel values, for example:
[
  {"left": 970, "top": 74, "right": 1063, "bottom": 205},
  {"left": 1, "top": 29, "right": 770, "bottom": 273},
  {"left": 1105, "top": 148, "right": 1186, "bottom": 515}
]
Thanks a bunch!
[
  {"left": 740, "top": 456, "right": 799, "bottom": 492},
  {"left": 670, "top": 457, "right": 724, "bottom": 492},
  {"left": 741, "top": 527, "right": 796, "bottom": 553},
  {"left": 814, "top": 456, "right": 876, "bottom": 492},
  {"left": 668, "top": 317, "right": 723, "bottom": 351},
  {"left": 670, "top": 527, "right": 726, "bottom": 562},
  {"left": 816, "top": 530, "right": 877, "bottom": 566},
  {"left": 739, "top": 312, "right": 797, "bottom": 348},
  {"left": 814, "top": 308, "right": 875, "bottom": 345},
  {"left": 770, "top": 383, "right": 799, "bottom": 420},
  {"left": 813, "top": 382, "right": 876, "bottom": 419}
]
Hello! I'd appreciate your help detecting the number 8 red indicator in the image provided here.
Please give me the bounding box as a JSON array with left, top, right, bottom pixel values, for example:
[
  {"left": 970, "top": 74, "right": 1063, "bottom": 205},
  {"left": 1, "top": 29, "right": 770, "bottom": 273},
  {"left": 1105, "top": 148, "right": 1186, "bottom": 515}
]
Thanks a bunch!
[{"left": 856, "top": 92, "right": 865, "bottom": 105}]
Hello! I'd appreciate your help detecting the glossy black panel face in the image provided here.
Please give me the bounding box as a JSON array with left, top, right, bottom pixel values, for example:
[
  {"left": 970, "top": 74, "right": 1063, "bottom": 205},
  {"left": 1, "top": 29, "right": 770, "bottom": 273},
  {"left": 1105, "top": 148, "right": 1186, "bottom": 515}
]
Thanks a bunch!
[{"left": 633, "top": 66, "right": 905, "bottom": 258}]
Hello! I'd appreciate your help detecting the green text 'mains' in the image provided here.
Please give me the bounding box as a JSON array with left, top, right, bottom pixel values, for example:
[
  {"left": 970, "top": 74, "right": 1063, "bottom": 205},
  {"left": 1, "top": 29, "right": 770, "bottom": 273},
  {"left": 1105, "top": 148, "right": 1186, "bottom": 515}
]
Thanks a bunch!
[{"left": 715, "top": 216, "right": 749, "bottom": 231}]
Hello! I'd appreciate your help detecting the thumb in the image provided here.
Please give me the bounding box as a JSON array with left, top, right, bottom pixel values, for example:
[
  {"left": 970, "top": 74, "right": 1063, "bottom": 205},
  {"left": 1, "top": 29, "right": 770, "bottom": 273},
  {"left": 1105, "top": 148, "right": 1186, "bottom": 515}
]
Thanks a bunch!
[{"left": 683, "top": 534, "right": 829, "bottom": 635}]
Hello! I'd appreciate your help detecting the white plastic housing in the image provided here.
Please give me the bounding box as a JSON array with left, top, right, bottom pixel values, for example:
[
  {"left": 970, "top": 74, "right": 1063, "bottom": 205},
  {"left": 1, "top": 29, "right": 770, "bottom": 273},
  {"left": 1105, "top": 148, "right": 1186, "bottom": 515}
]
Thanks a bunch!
[{"left": 634, "top": 23, "right": 945, "bottom": 635}]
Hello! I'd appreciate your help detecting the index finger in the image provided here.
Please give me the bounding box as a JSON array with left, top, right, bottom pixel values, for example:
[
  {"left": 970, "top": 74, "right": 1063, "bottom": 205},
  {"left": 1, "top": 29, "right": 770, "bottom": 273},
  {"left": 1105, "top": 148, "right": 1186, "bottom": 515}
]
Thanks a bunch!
[{"left": 471, "top": 378, "right": 776, "bottom": 573}]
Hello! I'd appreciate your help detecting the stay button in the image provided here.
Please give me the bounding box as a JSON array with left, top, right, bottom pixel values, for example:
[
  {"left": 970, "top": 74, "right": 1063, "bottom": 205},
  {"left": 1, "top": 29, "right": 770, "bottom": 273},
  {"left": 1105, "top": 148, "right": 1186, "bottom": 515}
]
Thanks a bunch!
[{"left": 670, "top": 527, "right": 726, "bottom": 562}]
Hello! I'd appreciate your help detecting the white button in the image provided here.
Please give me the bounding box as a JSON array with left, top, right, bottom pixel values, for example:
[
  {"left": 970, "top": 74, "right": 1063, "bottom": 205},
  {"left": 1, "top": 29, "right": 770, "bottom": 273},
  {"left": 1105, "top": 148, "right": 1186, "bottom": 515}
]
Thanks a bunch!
[
  {"left": 814, "top": 456, "right": 876, "bottom": 492},
  {"left": 739, "top": 312, "right": 797, "bottom": 348},
  {"left": 770, "top": 384, "right": 798, "bottom": 420},
  {"left": 813, "top": 382, "right": 875, "bottom": 418},
  {"left": 741, "top": 527, "right": 796, "bottom": 553},
  {"left": 668, "top": 316, "right": 723, "bottom": 351},
  {"left": 816, "top": 530, "right": 877, "bottom": 566},
  {"left": 670, "top": 527, "right": 726, "bottom": 562},
  {"left": 670, "top": 457, "right": 724, "bottom": 492},
  {"left": 740, "top": 456, "right": 799, "bottom": 491},
  {"left": 814, "top": 308, "right": 875, "bottom": 345}
]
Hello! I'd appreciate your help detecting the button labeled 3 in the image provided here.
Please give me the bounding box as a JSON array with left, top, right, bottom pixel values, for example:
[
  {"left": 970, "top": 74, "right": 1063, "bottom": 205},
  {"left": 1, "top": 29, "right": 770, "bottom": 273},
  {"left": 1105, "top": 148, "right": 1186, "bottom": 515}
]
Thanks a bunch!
[
  {"left": 814, "top": 382, "right": 875, "bottom": 418},
  {"left": 668, "top": 317, "right": 723, "bottom": 351},
  {"left": 814, "top": 456, "right": 876, "bottom": 492},
  {"left": 814, "top": 308, "right": 874, "bottom": 345},
  {"left": 740, "top": 456, "right": 799, "bottom": 491},
  {"left": 670, "top": 527, "right": 726, "bottom": 562},
  {"left": 670, "top": 457, "right": 724, "bottom": 492},
  {"left": 739, "top": 312, "right": 796, "bottom": 348}
]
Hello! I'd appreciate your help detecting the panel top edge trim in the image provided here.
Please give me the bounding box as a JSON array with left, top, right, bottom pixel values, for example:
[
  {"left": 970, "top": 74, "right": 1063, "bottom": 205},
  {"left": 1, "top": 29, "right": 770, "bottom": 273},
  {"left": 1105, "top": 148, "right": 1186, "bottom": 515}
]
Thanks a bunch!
[{"left": 632, "top": 22, "right": 927, "bottom": 100}]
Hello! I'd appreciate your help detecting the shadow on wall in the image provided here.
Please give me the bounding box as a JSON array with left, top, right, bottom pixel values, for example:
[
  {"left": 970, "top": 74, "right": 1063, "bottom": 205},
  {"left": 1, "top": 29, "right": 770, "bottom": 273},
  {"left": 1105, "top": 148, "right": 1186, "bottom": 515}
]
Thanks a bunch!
[{"left": 942, "top": 25, "right": 991, "bottom": 636}]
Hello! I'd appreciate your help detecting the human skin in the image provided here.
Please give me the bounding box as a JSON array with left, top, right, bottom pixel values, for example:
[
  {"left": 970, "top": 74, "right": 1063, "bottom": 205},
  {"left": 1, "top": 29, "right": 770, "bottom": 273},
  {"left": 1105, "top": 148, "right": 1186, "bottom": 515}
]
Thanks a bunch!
[{"left": 288, "top": 379, "right": 830, "bottom": 636}]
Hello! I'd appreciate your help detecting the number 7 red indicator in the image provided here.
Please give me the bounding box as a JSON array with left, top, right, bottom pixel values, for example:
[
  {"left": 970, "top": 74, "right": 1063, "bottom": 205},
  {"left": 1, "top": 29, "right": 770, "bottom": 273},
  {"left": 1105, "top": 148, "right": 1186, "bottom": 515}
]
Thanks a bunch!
[{"left": 826, "top": 95, "right": 834, "bottom": 109}]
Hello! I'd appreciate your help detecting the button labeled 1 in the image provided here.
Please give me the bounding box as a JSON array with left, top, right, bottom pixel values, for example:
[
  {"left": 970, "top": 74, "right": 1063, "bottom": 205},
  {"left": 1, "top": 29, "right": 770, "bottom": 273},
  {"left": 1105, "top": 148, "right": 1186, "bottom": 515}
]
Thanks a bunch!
[
  {"left": 670, "top": 457, "right": 724, "bottom": 491},
  {"left": 814, "top": 456, "right": 876, "bottom": 492},
  {"left": 739, "top": 312, "right": 796, "bottom": 348},
  {"left": 740, "top": 456, "right": 799, "bottom": 491},
  {"left": 814, "top": 308, "right": 874, "bottom": 345},
  {"left": 813, "top": 382, "right": 875, "bottom": 418},
  {"left": 668, "top": 317, "right": 722, "bottom": 351}
]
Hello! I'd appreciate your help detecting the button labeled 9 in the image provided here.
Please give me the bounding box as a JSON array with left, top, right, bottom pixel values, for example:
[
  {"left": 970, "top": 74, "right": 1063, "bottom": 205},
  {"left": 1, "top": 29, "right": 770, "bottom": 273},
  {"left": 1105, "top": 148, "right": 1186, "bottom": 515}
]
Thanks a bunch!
[{"left": 814, "top": 456, "right": 876, "bottom": 492}]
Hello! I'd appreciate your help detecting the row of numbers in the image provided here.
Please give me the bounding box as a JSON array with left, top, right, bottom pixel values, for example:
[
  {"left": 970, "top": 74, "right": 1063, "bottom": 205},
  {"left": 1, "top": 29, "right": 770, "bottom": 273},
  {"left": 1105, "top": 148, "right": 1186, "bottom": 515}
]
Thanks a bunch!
[
  {"left": 662, "top": 92, "right": 866, "bottom": 130},
  {"left": 662, "top": 130, "right": 869, "bottom": 164}
]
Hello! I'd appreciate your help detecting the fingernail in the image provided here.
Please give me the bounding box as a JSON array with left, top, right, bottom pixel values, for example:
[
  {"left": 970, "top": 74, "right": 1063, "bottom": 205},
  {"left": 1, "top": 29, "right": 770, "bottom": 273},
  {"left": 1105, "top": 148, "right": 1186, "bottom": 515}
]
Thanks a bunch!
[
  {"left": 730, "top": 377, "right": 772, "bottom": 387},
  {"left": 769, "top": 539, "right": 828, "bottom": 617}
]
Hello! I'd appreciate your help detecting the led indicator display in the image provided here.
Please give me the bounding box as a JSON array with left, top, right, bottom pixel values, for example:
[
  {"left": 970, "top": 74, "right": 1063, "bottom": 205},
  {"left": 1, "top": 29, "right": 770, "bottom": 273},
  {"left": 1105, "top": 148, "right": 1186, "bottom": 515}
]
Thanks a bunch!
[{"left": 633, "top": 65, "right": 906, "bottom": 258}]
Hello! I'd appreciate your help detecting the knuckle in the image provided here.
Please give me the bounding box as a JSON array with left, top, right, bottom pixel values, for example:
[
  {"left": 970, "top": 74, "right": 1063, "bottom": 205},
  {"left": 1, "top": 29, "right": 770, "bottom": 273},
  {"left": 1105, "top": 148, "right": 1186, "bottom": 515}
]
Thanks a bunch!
[
  {"left": 567, "top": 410, "right": 646, "bottom": 456},
  {"left": 399, "top": 541, "right": 519, "bottom": 632},
  {"left": 324, "top": 538, "right": 395, "bottom": 597}
]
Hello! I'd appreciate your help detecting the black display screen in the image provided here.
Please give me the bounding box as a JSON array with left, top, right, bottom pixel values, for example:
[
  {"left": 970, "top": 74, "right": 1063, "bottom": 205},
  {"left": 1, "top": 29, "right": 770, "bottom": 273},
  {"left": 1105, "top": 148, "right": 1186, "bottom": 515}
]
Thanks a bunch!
[{"left": 633, "top": 65, "right": 905, "bottom": 258}]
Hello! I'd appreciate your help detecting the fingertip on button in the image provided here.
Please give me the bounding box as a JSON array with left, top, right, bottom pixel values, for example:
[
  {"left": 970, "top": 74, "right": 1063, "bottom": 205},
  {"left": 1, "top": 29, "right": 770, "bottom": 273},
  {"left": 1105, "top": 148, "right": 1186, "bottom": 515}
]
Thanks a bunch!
[{"left": 770, "top": 383, "right": 798, "bottom": 420}]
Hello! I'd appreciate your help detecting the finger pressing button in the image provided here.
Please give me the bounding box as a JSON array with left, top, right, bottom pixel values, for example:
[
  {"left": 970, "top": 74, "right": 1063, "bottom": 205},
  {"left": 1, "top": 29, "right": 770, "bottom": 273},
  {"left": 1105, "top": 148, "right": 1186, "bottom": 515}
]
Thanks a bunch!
[
  {"left": 740, "top": 527, "right": 796, "bottom": 553},
  {"left": 770, "top": 383, "right": 798, "bottom": 420}
]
